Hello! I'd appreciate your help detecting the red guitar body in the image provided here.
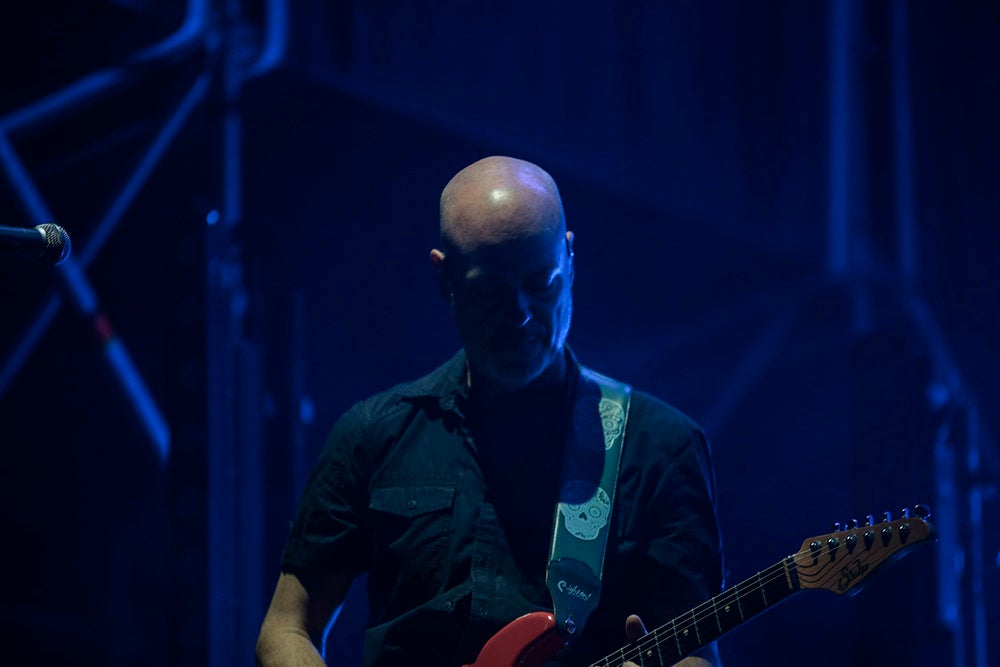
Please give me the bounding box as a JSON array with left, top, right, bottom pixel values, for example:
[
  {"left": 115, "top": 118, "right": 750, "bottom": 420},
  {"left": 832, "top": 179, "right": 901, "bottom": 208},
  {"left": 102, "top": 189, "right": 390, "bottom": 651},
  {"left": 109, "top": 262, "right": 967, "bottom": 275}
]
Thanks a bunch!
[{"left": 463, "top": 611, "right": 567, "bottom": 667}]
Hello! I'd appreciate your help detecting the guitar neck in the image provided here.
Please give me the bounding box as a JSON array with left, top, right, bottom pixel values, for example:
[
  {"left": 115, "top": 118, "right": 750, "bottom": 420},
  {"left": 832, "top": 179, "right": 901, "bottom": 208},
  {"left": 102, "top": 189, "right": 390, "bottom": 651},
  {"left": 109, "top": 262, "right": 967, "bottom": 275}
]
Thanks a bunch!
[{"left": 591, "top": 556, "right": 800, "bottom": 667}]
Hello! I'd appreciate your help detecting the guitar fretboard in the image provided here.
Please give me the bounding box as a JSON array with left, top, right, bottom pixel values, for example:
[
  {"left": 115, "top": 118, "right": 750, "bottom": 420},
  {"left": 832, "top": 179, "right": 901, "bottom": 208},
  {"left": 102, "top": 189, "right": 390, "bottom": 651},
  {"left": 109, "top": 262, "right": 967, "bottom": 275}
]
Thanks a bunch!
[{"left": 590, "top": 556, "right": 801, "bottom": 667}]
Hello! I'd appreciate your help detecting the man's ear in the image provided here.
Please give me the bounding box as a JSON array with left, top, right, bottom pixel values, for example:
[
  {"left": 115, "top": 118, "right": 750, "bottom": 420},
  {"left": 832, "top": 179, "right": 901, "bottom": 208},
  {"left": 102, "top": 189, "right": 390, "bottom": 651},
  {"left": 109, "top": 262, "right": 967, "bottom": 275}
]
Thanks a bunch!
[
  {"left": 565, "top": 231, "right": 575, "bottom": 284},
  {"left": 429, "top": 249, "right": 451, "bottom": 302}
]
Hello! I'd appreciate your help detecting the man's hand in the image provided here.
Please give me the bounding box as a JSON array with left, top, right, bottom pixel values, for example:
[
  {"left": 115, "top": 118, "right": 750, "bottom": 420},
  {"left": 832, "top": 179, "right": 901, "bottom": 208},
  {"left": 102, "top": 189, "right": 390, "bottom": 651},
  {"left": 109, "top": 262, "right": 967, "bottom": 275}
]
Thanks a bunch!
[{"left": 621, "top": 614, "right": 714, "bottom": 667}]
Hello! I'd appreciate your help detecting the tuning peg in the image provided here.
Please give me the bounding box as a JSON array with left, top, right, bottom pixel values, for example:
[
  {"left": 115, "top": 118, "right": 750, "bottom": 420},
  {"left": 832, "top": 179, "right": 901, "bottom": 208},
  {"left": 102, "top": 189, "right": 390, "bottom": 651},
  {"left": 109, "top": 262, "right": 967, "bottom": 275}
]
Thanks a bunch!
[
  {"left": 913, "top": 504, "right": 932, "bottom": 520},
  {"left": 882, "top": 511, "right": 892, "bottom": 522},
  {"left": 902, "top": 507, "right": 911, "bottom": 519},
  {"left": 865, "top": 514, "right": 875, "bottom": 527},
  {"left": 833, "top": 522, "right": 842, "bottom": 532},
  {"left": 851, "top": 518, "right": 860, "bottom": 529}
]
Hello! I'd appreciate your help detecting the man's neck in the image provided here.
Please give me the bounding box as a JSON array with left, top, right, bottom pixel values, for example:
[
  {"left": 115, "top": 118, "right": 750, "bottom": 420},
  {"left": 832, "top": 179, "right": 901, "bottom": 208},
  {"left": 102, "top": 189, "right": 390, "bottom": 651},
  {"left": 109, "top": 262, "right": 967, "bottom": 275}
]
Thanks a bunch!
[
  {"left": 468, "top": 352, "right": 570, "bottom": 416},
  {"left": 468, "top": 351, "right": 573, "bottom": 464}
]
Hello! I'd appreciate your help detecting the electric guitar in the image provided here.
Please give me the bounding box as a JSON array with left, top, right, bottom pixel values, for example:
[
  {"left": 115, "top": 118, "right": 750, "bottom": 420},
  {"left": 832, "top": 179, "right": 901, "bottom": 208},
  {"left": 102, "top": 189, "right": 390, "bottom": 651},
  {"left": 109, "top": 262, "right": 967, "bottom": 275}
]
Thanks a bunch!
[{"left": 465, "top": 505, "right": 935, "bottom": 667}]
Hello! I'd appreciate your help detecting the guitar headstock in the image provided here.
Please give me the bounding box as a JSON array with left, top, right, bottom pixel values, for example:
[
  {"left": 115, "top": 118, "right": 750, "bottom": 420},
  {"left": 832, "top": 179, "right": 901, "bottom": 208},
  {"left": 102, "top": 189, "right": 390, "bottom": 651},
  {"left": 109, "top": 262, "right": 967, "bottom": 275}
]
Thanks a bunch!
[{"left": 793, "top": 505, "right": 935, "bottom": 596}]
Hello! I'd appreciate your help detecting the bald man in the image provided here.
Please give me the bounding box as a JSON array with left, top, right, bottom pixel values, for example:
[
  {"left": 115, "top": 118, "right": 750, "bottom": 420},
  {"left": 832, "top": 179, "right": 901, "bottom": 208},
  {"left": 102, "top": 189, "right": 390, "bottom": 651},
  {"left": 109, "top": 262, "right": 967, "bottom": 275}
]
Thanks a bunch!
[{"left": 256, "top": 157, "right": 723, "bottom": 667}]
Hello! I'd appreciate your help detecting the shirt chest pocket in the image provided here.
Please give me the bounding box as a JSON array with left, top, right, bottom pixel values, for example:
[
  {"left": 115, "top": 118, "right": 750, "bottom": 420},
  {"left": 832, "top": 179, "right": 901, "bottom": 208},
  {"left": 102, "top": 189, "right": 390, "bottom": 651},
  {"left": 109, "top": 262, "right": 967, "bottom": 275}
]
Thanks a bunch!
[{"left": 368, "top": 485, "right": 458, "bottom": 579}]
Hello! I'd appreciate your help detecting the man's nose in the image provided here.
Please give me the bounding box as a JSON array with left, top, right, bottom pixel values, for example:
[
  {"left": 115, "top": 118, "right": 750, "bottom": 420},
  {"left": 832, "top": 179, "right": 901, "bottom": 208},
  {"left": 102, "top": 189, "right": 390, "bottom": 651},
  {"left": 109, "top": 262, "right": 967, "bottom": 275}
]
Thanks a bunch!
[{"left": 505, "top": 290, "right": 532, "bottom": 327}]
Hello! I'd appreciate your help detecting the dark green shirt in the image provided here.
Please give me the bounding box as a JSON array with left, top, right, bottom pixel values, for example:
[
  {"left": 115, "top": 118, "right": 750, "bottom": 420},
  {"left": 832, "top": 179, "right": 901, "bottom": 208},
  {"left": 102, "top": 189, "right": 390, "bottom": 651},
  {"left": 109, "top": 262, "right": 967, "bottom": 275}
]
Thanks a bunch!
[{"left": 283, "top": 350, "right": 723, "bottom": 666}]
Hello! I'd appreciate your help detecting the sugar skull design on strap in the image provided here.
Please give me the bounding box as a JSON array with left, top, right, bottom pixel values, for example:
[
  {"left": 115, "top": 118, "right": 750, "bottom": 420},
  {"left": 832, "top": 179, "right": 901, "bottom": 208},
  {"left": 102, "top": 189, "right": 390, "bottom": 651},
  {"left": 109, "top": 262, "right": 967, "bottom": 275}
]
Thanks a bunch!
[{"left": 559, "top": 481, "right": 611, "bottom": 541}]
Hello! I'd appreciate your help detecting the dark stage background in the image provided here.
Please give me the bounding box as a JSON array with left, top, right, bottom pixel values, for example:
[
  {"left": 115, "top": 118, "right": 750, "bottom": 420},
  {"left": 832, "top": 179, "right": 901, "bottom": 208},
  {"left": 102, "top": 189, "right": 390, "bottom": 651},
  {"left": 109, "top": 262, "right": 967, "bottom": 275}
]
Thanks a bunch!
[{"left": 0, "top": 1, "right": 997, "bottom": 666}]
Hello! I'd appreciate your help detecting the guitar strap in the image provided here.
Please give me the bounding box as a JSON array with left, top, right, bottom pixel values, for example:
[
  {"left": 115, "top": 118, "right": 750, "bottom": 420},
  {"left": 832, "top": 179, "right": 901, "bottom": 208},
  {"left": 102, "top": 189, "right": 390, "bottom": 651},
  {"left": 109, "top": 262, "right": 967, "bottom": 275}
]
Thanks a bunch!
[{"left": 545, "top": 366, "right": 631, "bottom": 640}]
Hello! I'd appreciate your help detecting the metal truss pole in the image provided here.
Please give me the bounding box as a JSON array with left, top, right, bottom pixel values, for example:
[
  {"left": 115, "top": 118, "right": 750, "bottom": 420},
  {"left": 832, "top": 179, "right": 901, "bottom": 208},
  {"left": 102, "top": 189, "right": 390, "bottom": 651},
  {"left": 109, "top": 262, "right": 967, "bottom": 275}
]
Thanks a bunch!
[
  {"left": 913, "top": 291, "right": 995, "bottom": 667},
  {"left": 826, "top": 0, "right": 856, "bottom": 282},
  {"left": 204, "top": 0, "right": 258, "bottom": 659},
  {"left": 1, "top": 1, "right": 287, "bottom": 662},
  {"left": 889, "top": 2, "right": 992, "bottom": 663},
  {"left": 826, "top": 4, "right": 995, "bottom": 663},
  {"left": 963, "top": 403, "right": 990, "bottom": 667},
  {"left": 205, "top": 0, "right": 288, "bottom": 664}
]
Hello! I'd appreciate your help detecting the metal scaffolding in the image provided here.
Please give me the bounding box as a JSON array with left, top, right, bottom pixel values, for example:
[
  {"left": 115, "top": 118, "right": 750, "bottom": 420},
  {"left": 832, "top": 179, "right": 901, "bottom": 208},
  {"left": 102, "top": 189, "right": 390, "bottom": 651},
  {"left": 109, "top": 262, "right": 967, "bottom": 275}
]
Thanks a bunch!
[{"left": 0, "top": 1, "right": 287, "bottom": 664}]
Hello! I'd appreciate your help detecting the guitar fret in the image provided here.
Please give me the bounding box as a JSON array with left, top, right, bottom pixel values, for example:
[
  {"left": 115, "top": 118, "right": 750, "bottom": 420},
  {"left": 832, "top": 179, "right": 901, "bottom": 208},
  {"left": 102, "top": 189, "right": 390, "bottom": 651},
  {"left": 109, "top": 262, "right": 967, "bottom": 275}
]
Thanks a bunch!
[
  {"left": 757, "top": 571, "right": 768, "bottom": 606},
  {"left": 637, "top": 631, "right": 664, "bottom": 667},
  {"left": 672, "top": 617, "right": 682, "bottom": 658},
  {"left": 600, "top": 647, "right": 619, "bottom": 667},
  {"left": 715, "top": 588, "right": 742, "bottom": 635},
  {"left": 784, "top": 556, "right": 801, "bottom": 591},
  {"left": 733, "top": 575, "right": 767, "bottom": 620},
  {"left": 691, "top": 608, "right": 701, "bottom": 644},
  {"left": 674, "top": 608, "right": 700, "bottom": 657},
  {"left": 636, "top": 635, "right": 658, "bottom": 667},
  {"left": 690, "top": 599, "right": 725, "bottom": 647}
]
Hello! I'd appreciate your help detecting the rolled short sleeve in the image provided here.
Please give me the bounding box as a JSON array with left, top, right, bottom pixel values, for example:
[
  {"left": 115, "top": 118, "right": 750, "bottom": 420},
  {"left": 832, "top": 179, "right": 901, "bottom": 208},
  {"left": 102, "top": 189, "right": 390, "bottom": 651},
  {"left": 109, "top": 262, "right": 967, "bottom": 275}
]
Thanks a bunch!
[{"left": 282, "top": 400, "right": 372, "bottom": 576}]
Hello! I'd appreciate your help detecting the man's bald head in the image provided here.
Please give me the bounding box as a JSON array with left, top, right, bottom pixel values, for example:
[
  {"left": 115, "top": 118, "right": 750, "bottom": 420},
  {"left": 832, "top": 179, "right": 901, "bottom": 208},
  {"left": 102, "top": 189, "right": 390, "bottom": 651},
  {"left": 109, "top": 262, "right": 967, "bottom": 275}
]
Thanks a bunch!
[
  {"left": 431, "top": 156, "right": 575, "bottom": 391},
  {"left": 439, "top": 156, "right": 565, "bottom": 255}
]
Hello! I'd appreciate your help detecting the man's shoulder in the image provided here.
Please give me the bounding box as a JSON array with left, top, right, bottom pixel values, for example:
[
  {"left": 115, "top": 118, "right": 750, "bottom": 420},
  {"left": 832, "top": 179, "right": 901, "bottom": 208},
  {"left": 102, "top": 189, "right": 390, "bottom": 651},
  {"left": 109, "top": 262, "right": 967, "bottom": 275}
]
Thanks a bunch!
[
  {"left": 320, "top": 351, "right": 467, "bottom": 462},
  {"left": 578, "top": 364, "right": 705, "bottom": 459},
  {"left": 628, "top": 388, "right": 701, "bottom": 434},
  {"left": 579, "top": 364, "right": 700, "bottom": 431},
  {"left": 617, "top": 387, "right": 713, "bottom": 476},
  {"left": 352, "top": 350, "right": 467, "bottom": 420}
]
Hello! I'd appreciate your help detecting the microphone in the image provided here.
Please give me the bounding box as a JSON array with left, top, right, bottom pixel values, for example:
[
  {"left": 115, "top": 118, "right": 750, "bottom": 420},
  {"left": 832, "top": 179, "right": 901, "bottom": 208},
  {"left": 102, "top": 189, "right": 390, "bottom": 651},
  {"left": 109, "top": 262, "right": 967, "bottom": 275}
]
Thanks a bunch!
[{"left": 0, "top": 223, "right": 72, "bottom": 266}]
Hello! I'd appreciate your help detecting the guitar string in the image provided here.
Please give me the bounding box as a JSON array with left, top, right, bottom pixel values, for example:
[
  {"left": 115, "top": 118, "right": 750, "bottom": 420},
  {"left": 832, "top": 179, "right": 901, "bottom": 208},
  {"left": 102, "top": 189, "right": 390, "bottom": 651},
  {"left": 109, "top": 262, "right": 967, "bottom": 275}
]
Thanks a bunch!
[{"left": 591, "top": 524, "right": 919, "bottom": 667}]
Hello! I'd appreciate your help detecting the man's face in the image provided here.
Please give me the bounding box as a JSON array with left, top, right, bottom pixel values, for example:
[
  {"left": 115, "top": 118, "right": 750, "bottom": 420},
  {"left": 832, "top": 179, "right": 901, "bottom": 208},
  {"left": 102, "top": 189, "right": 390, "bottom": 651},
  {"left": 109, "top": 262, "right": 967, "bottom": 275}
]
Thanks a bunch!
[{"left": 448, "top": 229, "right": 573, "bottom": 391}]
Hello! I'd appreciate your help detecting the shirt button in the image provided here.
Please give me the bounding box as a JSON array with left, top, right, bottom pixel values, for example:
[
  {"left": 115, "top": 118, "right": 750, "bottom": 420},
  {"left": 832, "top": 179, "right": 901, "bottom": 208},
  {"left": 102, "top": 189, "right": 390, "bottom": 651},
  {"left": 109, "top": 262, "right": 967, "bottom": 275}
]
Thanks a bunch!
[{"left": 407, "top": 499, "right": 416, "bottom": 509}]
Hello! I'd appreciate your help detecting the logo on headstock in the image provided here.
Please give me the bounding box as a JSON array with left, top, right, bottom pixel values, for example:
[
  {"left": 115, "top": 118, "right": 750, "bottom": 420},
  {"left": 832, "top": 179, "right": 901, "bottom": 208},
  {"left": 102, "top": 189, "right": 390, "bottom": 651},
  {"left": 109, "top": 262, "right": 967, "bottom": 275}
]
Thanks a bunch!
[{"left": 837, "top": 559, "right": 870, "bottom": 592}]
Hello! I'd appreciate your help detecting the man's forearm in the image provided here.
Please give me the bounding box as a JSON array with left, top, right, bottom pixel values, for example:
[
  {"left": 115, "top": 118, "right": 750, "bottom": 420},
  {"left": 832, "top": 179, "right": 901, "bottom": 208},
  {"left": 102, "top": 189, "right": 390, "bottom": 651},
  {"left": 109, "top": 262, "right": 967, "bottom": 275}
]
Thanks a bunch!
[{"left": 255, "top": 627, "right": 327, "bottom": 667}]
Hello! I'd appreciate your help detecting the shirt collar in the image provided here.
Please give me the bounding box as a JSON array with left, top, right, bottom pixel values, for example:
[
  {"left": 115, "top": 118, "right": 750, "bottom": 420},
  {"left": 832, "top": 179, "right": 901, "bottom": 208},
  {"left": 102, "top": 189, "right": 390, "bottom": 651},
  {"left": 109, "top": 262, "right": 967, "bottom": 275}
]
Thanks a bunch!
[
  {"left": 397, "top": 347, "right": 581, "bottom": 407},
  {"left": 396, "top": 349, "right": 469, "bottom": 401}
]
